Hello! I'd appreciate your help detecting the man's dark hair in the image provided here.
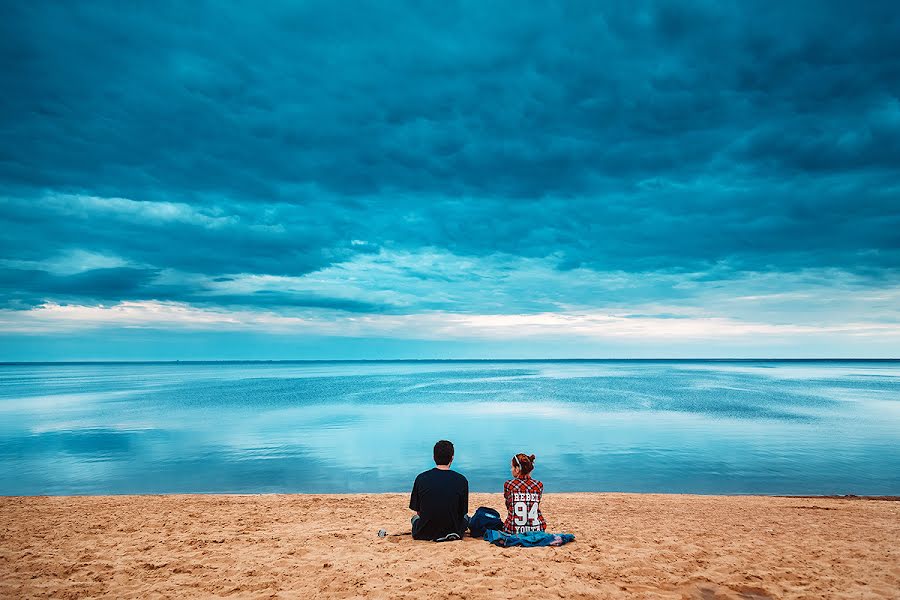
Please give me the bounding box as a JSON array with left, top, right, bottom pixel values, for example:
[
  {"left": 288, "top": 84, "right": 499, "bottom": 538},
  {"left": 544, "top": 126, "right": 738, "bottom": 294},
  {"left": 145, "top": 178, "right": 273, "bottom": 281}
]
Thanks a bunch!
[{"left": 433, "top": 440, "right": 454, "bottom": 465}]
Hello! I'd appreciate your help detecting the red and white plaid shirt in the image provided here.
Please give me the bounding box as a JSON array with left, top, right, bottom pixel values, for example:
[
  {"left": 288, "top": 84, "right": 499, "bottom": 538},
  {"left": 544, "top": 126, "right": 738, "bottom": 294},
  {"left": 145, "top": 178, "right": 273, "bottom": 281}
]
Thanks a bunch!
[{"left": 503, "top": 476, "right": 546, "bottom": 534}]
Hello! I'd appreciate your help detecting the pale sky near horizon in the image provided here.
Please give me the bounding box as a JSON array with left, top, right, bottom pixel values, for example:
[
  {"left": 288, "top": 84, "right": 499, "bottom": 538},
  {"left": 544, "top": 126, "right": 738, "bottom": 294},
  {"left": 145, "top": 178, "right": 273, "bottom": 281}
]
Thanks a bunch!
[{"left": 1, "top": 1, "right": 899, "bottom": 360}]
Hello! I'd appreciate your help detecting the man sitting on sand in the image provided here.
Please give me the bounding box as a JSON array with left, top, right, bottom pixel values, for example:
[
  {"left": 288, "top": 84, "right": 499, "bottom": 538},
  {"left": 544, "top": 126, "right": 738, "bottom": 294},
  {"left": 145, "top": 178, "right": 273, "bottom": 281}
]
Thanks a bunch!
[{"left": 409, "top": 440, "right": 469, "bottom": 541}]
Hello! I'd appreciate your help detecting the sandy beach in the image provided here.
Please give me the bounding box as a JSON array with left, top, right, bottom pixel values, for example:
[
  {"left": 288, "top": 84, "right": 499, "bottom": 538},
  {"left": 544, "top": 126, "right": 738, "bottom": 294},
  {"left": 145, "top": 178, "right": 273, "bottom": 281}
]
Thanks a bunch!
[{"left": 1, "top": 493, "right": 898, "bottom": 599}]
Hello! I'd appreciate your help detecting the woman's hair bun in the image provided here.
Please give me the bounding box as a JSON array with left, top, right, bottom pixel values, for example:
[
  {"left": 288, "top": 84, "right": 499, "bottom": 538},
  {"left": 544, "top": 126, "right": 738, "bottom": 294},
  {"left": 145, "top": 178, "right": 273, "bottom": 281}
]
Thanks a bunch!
[{"left": 512, "top": 452, "right": 536, "bottom": 475}]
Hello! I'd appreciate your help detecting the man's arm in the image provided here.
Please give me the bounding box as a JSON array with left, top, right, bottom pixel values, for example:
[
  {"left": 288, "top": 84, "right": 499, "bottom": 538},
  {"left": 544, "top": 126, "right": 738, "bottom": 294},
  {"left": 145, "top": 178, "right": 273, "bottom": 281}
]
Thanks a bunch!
[
  {"left": 460, "top": 477, "right": 469, "bottom": 517},
  {"left": 409, "top": 475, "right": 420, "bottom": 513}
]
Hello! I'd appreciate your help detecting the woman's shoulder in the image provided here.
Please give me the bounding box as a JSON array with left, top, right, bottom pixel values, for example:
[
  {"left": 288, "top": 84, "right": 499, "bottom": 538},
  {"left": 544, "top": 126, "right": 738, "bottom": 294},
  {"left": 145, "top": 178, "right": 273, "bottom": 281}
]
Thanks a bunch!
[
  {"left": 505, "top": 477, "right": 540, "bottom": 488},
  {"left": 503, "top": 479, "right": 522, "bottom": 492}
]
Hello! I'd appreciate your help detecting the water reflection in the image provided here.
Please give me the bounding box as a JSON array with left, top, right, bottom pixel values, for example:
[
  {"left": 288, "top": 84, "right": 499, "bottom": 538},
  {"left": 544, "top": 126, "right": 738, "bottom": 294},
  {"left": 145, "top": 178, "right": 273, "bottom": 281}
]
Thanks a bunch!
[{"left": 0, "top": 361, "right": 898, "bottom": 495}]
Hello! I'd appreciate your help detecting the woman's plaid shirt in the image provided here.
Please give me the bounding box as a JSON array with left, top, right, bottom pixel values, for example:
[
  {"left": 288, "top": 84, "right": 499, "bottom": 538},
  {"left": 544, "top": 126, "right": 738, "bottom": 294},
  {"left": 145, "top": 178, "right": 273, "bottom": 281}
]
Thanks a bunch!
[{"left": 502, "top": 477, "right": 546, "bottom": 534}]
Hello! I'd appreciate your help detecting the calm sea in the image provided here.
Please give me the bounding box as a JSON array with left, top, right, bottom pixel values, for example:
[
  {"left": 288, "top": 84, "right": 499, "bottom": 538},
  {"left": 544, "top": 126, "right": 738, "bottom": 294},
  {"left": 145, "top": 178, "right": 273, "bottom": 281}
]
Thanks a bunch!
[{"left": 0, "top": 360, "right": 898, "bottom": 496}]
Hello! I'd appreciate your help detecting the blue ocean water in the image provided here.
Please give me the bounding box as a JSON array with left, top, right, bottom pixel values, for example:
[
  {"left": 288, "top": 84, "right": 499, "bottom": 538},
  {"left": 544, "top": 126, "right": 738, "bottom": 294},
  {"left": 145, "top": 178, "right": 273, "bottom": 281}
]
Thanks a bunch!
[{"left": 0, "top": 360, "right": 898, "bottom": 496}]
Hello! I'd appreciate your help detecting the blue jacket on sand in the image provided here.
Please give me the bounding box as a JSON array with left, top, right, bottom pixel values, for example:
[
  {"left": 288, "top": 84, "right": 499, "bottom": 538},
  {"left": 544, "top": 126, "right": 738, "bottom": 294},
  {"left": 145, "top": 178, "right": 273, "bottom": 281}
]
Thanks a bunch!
[{"left": 483, "top": 529, "right": 575, "bottom": 547}]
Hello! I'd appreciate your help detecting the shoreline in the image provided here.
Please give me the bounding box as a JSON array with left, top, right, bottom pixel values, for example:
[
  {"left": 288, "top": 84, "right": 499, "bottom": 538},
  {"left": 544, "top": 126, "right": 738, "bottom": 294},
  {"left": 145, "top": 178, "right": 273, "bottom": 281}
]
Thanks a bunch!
[
  {"left": 4, "top": 491, "right": 898, "bottom": 500},
  {"left": 775, "top": 494, "right": 900, "bottom": 501},
  {"left": 2, "top": 492, "right": 897, "bottom": 598}
]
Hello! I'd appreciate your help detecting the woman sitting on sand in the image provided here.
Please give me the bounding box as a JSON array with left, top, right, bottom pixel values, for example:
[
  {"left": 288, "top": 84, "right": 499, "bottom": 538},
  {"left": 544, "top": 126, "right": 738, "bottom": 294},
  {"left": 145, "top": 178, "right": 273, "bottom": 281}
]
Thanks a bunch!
[{"left": 502, "top": 453, "right": 546, "bottom": 534}]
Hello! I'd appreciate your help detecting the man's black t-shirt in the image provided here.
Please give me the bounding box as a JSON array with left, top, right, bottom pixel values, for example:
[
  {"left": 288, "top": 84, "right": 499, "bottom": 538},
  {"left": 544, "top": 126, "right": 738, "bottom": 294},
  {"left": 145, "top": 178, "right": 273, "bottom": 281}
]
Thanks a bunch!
[{"left": 409, "top": 468, "right": 469, "bottom": 540}]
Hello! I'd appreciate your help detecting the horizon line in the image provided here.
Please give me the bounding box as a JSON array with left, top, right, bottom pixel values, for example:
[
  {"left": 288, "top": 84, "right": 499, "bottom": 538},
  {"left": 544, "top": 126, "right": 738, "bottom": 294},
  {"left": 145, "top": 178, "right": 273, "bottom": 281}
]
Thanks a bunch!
[{"left": 2, "top": 357, "right": 899, "bottom": 365}]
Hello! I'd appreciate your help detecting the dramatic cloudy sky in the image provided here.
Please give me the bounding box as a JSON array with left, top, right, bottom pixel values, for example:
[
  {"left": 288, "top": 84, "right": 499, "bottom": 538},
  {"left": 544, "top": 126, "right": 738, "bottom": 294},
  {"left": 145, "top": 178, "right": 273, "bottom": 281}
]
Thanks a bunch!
[{"left": 1, "top": 1, "right": 899, "bottom": 359}]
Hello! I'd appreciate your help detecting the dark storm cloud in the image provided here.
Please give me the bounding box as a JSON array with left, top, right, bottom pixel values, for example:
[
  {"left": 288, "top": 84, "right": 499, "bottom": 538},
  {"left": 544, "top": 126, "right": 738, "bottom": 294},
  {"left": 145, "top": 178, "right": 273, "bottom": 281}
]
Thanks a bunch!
[
  {"left": 0, "top": 263, "right": 390, "bottom": 313},
  {"left": 0, "top": 267, "right": 163, "bottom": 308},
  {"left": 0, "top": 195, "right": 364, "bottom": 277},
  {"left": 1, "top": 0, "right": 899, "bottom": 311}
]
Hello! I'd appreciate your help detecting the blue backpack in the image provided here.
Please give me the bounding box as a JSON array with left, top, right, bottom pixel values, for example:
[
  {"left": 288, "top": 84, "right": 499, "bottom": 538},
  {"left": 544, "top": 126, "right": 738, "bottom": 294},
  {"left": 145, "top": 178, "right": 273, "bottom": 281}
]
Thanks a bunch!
[{"left": 468, "top": 506, "right": 503, "bottom": 537}]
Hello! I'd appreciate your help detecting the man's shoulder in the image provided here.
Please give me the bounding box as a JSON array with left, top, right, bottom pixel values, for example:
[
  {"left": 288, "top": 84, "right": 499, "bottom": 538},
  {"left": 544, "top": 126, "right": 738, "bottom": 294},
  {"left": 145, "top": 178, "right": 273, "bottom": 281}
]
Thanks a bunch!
[
  {"left": 414, "top": 468, "right": 435, "bottom": 481},
  {"left": 449, "top": 470, "right": 468, "bottom": 485},
  {"left": 415, "top": 468, "right": 467, "bottom": 484}
]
